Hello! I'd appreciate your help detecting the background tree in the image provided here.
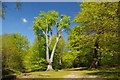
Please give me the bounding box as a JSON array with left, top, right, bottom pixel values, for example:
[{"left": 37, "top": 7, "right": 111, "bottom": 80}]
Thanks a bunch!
[
  {"left": 72, "top": 2, "right": 119, "bottom": 68},
  {"left": 1, "top": 33, "right": 29, "bottom": 73},
  {"left": 33, "top": 10, "right": 70, "bottom": 70},
  {"left": 23, "top": 37, "right": 47, "bottom": 72},
  {"left": 24, "top": 25, "right": 47, "bottom": 72},
  {"left": 68, "top": 26, "right": 93, "bottom": 68}
]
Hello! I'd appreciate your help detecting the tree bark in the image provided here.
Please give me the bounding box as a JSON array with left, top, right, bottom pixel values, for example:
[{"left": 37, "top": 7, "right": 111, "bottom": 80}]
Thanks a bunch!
[
  {"left": 50, "top": 35, "right": 60, "bottom": 63},
  {"left": 47, "top": 62, "right": 53, "bottom": 71},
  {"left": 46, "top": 35, "right": 61, "bottom": 71},
  {"left": 90, "top": 38, "right": 99, "bottom": 69},
  {"left": 46, "top": 18, "right": 63, "bottom": 71},
  {"left": 45, "top": 19, "right": 49, "bottom": 62}
]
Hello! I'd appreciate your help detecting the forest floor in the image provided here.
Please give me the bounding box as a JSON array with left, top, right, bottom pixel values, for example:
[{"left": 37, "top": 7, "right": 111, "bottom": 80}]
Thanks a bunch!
[{"left": 17, "top": 67, "right": 120, "bottom": 80}]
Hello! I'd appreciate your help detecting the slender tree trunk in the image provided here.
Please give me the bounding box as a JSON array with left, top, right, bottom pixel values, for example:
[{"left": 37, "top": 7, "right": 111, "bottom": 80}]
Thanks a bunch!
[
  {"left": 50, "top": 37, "right": 59, "bottom": 62},
  {"left": 90, "top": 38, "right": 99, "bottom": 69},
  {"left": 59, "top": 53, "right": 62, "bottom": 65},
  {"left": 98, "top": 52, "right": 101, "bottom": 66},
  {"left": 46, "top": 34, "right": 49, "bottom": 62},
  {"left": 45, "top": 20, "right": 49, "bottom": 63}
]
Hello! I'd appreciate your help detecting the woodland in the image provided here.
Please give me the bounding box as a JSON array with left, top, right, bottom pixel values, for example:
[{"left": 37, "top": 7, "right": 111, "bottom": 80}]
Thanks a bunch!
[{"left": 1, "top": 2, "right": 120, "bottom": 80}]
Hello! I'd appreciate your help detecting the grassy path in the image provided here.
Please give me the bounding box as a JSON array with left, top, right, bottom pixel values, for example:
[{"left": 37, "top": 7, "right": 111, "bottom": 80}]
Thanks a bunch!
[
  {"left": 63, "top": 71, "right": 79, "bottom": 78},
  {"left": 63, "top": 71, "right": 98, "bottom": 78},
  {"left": 18, "top": 70, "right": 99, "bottom": 78},
  {"left": 17, "top": 67, "right": 120, "bottom": 79}
]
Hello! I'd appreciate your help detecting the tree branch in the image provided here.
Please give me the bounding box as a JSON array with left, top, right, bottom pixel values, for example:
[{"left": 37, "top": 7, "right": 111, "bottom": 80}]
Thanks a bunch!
[
  {"left": 38, "top": 23, "right": 45, "bottom": 34},
  {"left": 56, "top": 18, "right": 63, "bottom": 35},
  {"left": 49, "top": 30, "right": 52, "bottom": 47},
  {"left": 40, "top": 28, "right": 45, "bottom": 34}
]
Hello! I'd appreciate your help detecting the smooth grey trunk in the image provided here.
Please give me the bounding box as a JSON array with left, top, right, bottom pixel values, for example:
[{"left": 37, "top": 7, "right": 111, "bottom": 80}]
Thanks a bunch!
[
  {"left": 46, "top": 20, "right": 49, "bottom": 62},
  {"left": 46, "top": 18, "right": 63, "bottom": 71},
  {"left": 46, "top": 34, "right": 49, "bottom": 62},
  {"left": 47, "top": 35, "right": 60, "bottom": 70},
  {"left": 50, "top": 37, "right": 59, "bottom": 63},
  {"left": 47, "top": 62, "right": 53, "bottom": 71}
]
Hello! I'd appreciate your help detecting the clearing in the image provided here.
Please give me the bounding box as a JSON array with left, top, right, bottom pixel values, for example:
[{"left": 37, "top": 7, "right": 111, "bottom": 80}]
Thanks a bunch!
[{"left": 17, "top": 67, "right": 120, "bottom": 80}]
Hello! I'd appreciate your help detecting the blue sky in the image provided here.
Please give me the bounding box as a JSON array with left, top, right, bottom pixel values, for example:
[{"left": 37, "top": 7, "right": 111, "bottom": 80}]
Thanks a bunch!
[{"left": 2, "top": 2, "right": 81, "bottom": 44}]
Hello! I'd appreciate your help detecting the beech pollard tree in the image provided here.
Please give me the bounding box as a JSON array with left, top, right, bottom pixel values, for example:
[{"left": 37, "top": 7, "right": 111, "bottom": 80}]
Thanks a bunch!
[{"left": 33, "top": 10, "right": 70, "bottom": 70}]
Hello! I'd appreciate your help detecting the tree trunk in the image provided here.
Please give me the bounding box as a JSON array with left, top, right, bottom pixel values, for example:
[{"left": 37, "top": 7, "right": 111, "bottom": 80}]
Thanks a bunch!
[
  {"left": 90, "top": 38, "right": 99, "bottom": 69},
  {"left": 59, "top": 54, "right": 62, "bottom": 65},
  {"left": 46, "top": 20, "right": 49, "bottom": 62},
  {"left": 46, "top": 36, "right": 60, "bottom": 71},
  {"left": 47, "top": 62, "right": 53, "bottom": 71},
  {"left": 50, "top": 37, "right": 59, "bottom": 63},
  {"left": 98, "top": 52, "right": 101, "bottom": 66},
  {"left": 46, "top": 34, "right": 49, "bottom": 62}
]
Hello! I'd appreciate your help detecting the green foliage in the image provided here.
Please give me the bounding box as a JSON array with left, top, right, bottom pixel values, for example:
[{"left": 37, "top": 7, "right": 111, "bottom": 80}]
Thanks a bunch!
[
  {"left": 59, "top": 15, "right": 71, "bottom": 29},
  {"left": 67, "top": 2, "right": 119, "bottom": 68},
  {"left": 1, "top": 33, "right": 29, "bottom": 72},
  {"left": 33, "top": 10, "right": 71, "bottom": 35},
  {"left": 67, "top": 26, "right": 93, "bottom": 67},
  {"left": 2, "top": 4, "right": 119, "bottom": 74},
  {"left": 33, "top": 10, "right": 59, "bottom": 32},
  {"left": 24, "top": 37, "right": 47, "bottom": 71},
  {"left": 62, "top": 51, "right": 75, "bottom": 68}
]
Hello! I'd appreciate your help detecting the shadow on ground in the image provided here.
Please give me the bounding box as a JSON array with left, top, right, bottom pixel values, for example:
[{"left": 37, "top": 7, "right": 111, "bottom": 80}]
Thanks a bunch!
[
  {"left": 66, "top": 67, "right": 88, "bottom": 71},
  {"left": 86, "top": 71, "right": 120, "bottom": 78}
]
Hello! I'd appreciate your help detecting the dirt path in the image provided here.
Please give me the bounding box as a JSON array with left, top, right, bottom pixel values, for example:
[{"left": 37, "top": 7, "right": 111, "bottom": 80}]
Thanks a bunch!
[
  {"left": 63, "top": 71, "right": 98, "bottom": 78},
  {"left": 64, "top": 71, "right": 79, "bottom": 78}
]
